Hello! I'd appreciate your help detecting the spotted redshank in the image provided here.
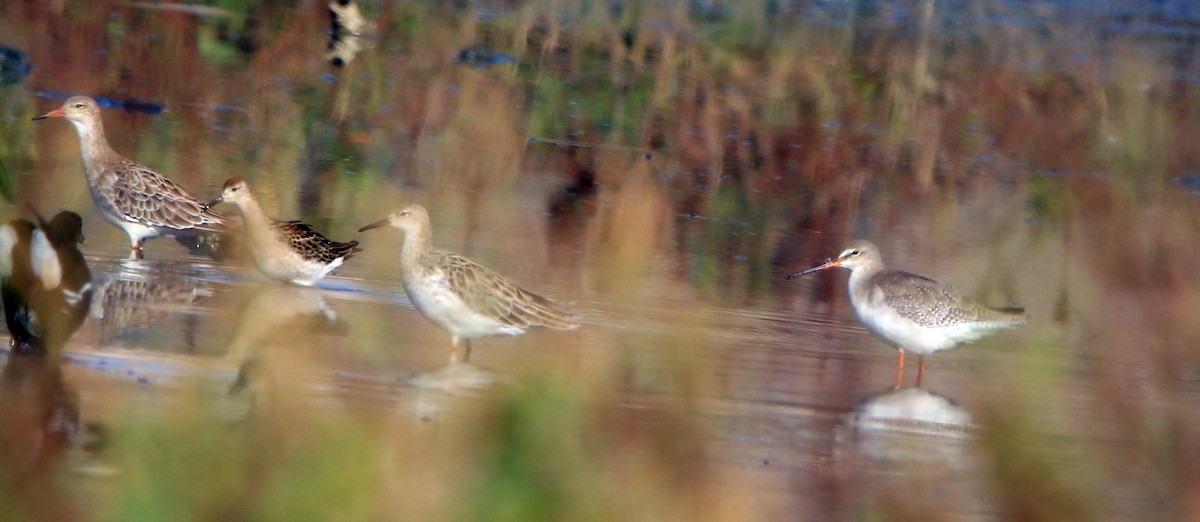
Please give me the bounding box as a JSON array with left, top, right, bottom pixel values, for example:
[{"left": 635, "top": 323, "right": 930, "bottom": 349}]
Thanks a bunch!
[
  {"left": 208, "top": 177, "right": 361, "bottom": 286},
  {"left": 358, "top": 204, "right": 578, "bottom": 362},
  {"left": 33, "top": 96, "right": 231, "bottom": 260},
  {"left": 789, "top": 240, "right": 1025, "bottom": 386}
]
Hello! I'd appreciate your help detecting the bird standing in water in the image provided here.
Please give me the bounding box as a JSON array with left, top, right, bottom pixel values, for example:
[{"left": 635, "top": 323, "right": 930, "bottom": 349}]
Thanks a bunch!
[
  {"left": 34, "top": 96, "right": 231, "bottom": 259},
  {"left": 358, "top": 204, "right": 578, "bottom": 362},
  {"left": 208, "top": 177, "right": 361, "bottom": 286},
  {"left": 789, "top": 240, "right": 1025, "bottom": 387}
]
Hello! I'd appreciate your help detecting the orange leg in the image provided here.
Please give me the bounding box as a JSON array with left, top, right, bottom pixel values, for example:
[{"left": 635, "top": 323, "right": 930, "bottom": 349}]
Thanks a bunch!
[
  {"left": 916, "top": 356, "right": 926, "bottom": 386},
  {"left": 894, "top": 350, "right": 906, "bottom": 389},
  {"left": 450, "top": 336, "right": 463, "bottom": 363}
]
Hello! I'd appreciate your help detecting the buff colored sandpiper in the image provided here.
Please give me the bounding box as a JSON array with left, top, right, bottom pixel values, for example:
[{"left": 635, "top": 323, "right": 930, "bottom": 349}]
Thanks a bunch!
[
  {"left": 208, "top": 177, "right": 360, "bottom": 286},
  {"left": 359, "top": 204, "right": 578, "bottom": 362}
]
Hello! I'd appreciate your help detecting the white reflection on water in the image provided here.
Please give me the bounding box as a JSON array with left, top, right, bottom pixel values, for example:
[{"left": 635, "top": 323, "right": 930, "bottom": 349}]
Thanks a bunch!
[
  {"left": 842, "top": 386, "right": 975, "bottom": 470},
  {"left": 853, "top": 386, "right": 973, "bottom": 430}
]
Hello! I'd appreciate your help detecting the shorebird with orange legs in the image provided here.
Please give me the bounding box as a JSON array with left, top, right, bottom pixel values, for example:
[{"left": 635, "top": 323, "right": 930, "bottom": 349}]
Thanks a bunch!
[{"left": 790, "top": 240, "right": 1025, "bottom": 387}]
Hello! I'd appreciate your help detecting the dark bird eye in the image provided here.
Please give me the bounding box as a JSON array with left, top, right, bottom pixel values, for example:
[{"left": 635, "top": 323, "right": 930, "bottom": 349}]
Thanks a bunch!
[
  {"left": 73, "top": 103, "right": 83, "bottom": 108},
  {"left": 849, "top": 249, "right": 860, "bottom": 256}
]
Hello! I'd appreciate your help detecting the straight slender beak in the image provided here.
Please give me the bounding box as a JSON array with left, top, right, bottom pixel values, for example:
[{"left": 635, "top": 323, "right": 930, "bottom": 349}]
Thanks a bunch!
[
  {"left": 358, "top": 219, "right": 388, "bottom": 233},
  {"left": 205, "top": 196, "right": 223, "bottom": 209},
  {"left": 786, "top": 258, "right": 843, "bottom": 279},
  {"left": 33, "top": 108, "right": 65, "bottom": 120}
]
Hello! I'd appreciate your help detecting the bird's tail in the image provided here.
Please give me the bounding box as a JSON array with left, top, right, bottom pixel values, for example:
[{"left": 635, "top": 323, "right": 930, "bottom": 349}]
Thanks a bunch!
[
  {"left": 984, "top": 306, "right": 1027, "bottom": 327},
  {"left": 522, "top": 291, "right": 581, "bottom": 330},
  {"left": 342, "top": 240, "right": 364, "bottom": 258}
]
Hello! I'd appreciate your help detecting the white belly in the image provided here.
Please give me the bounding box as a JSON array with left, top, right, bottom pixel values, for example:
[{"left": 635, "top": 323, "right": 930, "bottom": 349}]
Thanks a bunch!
[
  {"left": 404, "top": 274, "right": 524, "bottom": 339},
  {"left": 115, "top": 218, "right": 162, "bottom": 242},
  {"left": 852, "top": 297, "right": 990, "bottom": 356},
  {"left": 252, "top": 249, "right": 338, "bottom": 286}
]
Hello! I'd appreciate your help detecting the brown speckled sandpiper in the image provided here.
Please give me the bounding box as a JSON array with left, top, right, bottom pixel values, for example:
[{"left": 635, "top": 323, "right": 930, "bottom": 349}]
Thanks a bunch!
[
  {"left": 34, "top": 96, "right": 231, "bottom": 259},
  {"left": 208, "top": 177, "right": 361, "bottom": 286}
]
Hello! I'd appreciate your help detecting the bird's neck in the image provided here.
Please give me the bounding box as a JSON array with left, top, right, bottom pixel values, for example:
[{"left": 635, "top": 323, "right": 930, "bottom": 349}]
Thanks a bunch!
[
  {"left": 69, "top": 117, "right": 117, "bottom": 171},
  {"left": 399, "top": 229, "right": 433, "bottom": 278},
  {"left": 847, "top": 262, "right": 884, "bottom": 301},
  {"left": 232, "top": 197, "right": 272, "bottom": 237}
]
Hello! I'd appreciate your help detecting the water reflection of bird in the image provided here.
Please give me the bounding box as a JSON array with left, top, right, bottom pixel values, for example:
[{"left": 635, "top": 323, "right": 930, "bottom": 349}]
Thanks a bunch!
[
  {"left": 0, "top": 211, "right": 93, "bottom": 354},
  {"left": 404, "top": 361, "right": 503, "bottom": 392},
  {"left": 224, "top": 283, "right": 343, "bottom": 403},
  {"left": 33, "top": 96, "right": 232, "bottom": 260},
  {"left": 789, "top": 240, "right": 1025, "bottom": 387},
  {"left": 853, "top": 387, "right": 972, "bottom": 429},
  {"left": 359, "top": 204, "right": 578, "bottom": 363},
  {"left": 841, "top": 387, "right": 973, "bottom": 470},
  {"left": 208, "top": 177, "right": 361, "bottom": 286},
  {"left": 87, "top": 267, "right": 213, "bottom": 349},
  {"left": 0, "top": 351, "right": 81, "bottom": 482}
]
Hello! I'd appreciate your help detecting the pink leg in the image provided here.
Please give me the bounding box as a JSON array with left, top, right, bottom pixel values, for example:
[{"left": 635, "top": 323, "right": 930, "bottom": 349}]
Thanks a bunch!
[{"left": 895, "top": 350, "right": 906, "bottom": 389}]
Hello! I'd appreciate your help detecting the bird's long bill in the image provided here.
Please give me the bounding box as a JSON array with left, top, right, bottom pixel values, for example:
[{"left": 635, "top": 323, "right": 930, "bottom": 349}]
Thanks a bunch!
[
  {"left": 205, "top": 196, "right": 223, "bottom": 209},
  {"left": 358, "top": 219, "right": 388, "bottom": 233},
  {"left": 786, "top": 258, "right": 843, "bottom": 279},
  {"left": 32, "top": 108, "right": 65, "bottom": 120}
]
